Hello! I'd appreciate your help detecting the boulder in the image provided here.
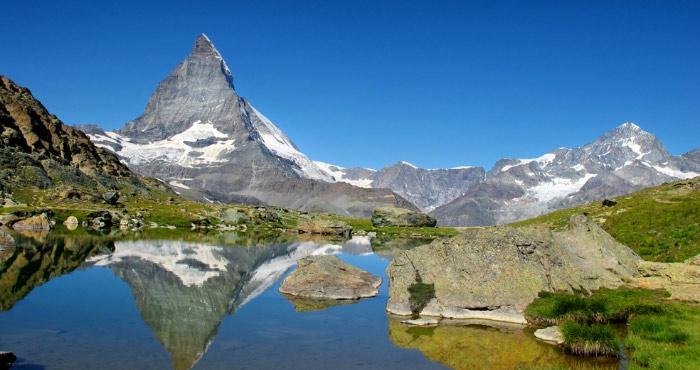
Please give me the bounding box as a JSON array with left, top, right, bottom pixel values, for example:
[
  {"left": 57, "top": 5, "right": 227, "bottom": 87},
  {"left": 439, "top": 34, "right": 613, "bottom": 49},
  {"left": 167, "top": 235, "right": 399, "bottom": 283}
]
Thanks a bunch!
[
  {"left": 297, "top": 217, "right": 352, "bottom": 238},
  {"left": 279, "top": 255, "right": 381, "bottom": 299},
  {"left": 386, "top": 215, "right": 641, "bottom": 323},
  {"left": 372, "top": 206, "right": 437, "bottom": 227},
  {"left": 601, "top": 198, "right": 617, "bottom": 207},
  {"left": 84, "top": 211, "right": 113, "bottom": 230},
  {"left": 63, "top": 215, "right": 79, "bottom": 230},
  {"left": 0, "top": 226, "right": 15, "bottom": 246},
  {"left": 12, "top": 213, "right": 52, "bottom": 231},
  {"left": 0, "top": 351, "right": 16, "bottom": 369},
  {"left": 101, "top": 190, "right": 120, "bottom": 204},
  {"left": 534, "top": 326, "right": 564, "bottom": 344}
]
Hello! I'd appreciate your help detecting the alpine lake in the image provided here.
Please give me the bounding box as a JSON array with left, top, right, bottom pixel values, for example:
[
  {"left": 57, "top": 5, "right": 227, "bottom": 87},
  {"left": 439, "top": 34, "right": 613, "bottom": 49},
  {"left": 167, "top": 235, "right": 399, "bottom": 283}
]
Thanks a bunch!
[{"left": 0, "top": 229, "right": 620, "bottom": 370}]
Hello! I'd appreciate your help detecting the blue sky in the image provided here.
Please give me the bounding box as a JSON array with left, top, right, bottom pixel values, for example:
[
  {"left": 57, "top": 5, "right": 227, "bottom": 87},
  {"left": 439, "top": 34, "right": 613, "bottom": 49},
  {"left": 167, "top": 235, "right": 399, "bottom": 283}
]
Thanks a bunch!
[{"left": 1, "top": 0, "right": 698, "bottom": 169}]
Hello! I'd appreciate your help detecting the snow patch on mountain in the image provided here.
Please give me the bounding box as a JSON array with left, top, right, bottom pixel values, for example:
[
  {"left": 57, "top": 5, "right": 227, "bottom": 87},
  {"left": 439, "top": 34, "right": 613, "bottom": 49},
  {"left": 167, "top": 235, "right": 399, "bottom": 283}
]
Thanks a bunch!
[
  {"left": 501, "top": 153, "right": 556, "bottom": 172},
  {"left": 247, "top": 104, "right": 333, "bottom": 182},
  {"left": 88, "top": 120, "right": 236, "bottom": 168},
  {"left": 314, "top": 161, "right": 375, "bottom": 188},
  {"left": 527, "top": 173, "right": 597, "bottom": 203}
]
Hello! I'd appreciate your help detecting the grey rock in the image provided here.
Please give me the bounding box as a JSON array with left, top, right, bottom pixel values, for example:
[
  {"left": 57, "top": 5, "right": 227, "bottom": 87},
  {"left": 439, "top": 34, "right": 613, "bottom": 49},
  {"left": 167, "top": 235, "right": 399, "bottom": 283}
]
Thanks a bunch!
[
  {"left": 279, "top": 255, "right": 381, "bottom": 299},
  {"left": 386, "top": 215, "right": 641, "bottom": 323},
  {"left": 11, "top": 213, "right": 52, "bottom": 231},
  {"left": 102, "top": 190, "right": 119, "bottom": 204},
  {"left": 372, "top": 206, "right": 437, "bottom": 227},
  {"left": 534, "top": 326, "right": 564, "bottom": 344},
  {"left": 296, "top": 217, "right": 352, "bottom": 238}
]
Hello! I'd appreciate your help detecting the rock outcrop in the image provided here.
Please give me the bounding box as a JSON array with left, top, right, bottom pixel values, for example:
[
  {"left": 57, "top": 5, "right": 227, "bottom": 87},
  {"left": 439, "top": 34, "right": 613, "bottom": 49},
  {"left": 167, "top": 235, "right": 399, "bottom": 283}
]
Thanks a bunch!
[
  {"left": 11, "top": 212, "right": 52, "bottom": 231},
  {"left": 386, "top": 215, "right": 641, "bottom": 322},
  {"left": 632, "top": 257, "right": 700, "bottom": 302},
  {"left": 296, "top": 217, "right": 352, "bottom": 237},
  {"left": 371, "top": 206, "right": 437, "bottom": 227},
  {"left": 279, "top": 255, "right": 381, "bottom": 299}
]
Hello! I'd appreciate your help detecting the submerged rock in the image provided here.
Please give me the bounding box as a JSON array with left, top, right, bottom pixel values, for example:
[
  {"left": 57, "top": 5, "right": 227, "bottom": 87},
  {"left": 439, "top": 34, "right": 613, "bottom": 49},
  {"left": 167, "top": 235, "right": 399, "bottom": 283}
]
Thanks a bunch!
[
  {"left": 534, "top": 326, "right": 565, "bottom": 344},
  {"left": 279, "top": 255, "right": 381, "bottom": 299},
  {"left": 386, "top": 215, "right": 641, "bottom": 323},
  {"left": 372, "top": 206, "right": 437, "bottom": 227}
]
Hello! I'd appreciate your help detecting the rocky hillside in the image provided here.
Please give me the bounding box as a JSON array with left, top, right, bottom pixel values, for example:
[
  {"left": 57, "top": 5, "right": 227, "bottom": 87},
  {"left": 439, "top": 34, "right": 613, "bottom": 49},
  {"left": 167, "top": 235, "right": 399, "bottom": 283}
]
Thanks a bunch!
[
  {"left": 514, "top": 176, "right": 700, "bottom": 262},
  {"left": 431, "top": 123, "right": 699, "bottom": 226},
  {"left": 0, "top": 75, "right": 155, "bottom": 200},
  {"left": 84, "top": 34, "right": 415, "bottom": 217}
]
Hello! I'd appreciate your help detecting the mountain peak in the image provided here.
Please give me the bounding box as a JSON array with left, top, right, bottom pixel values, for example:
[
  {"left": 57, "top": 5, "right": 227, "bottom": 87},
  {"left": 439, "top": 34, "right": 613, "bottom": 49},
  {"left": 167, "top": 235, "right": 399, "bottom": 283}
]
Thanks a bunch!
[{"left": 194, "top": 33, "right": 215, "bottom": 52}]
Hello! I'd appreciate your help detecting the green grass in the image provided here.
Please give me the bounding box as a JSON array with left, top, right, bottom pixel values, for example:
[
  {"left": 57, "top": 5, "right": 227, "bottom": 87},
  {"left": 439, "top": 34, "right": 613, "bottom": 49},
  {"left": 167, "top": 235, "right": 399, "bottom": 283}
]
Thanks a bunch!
[
  {"left": 526, "top": 287, "right": 700, "bottom": 368},
  {"left": 559, "top": 321, "right": 620, "bottom": 356},
  {"left": 512, "top": 177, "right": 700, "bottom": 262}
]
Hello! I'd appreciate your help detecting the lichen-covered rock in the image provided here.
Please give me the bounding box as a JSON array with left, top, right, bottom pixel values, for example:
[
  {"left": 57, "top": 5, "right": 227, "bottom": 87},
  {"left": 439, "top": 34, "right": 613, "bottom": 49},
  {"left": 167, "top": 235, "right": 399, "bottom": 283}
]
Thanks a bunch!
[
  {"left": 12, "top": 213, "right": 52, "bottom": 231},
  {"left": 280, "top": 255, "right": 381, "bottom": 299},
  {"left": 372, "top": 206, "right": 437, "bottom": 227},
  {"left": 387, "top": 215, "right": 641, "bottom": 322},
  {"left": 297, "top": 217, "right": 352, "bottom": 237},
  {"left": 633, "top": 258, "right": 700, "bottom": 302}
]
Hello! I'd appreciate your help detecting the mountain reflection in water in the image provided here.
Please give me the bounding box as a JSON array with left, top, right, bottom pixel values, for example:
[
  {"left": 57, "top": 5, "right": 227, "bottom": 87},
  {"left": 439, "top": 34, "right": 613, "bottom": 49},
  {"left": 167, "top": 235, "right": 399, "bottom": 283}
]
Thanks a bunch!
[
  {"left": 85, "top": 236, "right": 373, "bottom": 370},
  {"left": 0, "top": 233, "right": 619, "bottom": 370}
]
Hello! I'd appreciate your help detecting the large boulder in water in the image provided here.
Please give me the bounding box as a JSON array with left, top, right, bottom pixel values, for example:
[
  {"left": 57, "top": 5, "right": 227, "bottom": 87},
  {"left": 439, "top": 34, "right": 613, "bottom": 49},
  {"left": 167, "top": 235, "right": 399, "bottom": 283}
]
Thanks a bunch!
[
  {"left": 11, "top": 212, "right": 52, "bottom": 231},
  {"left": 279, "top": 255, "right": 381, "bottom": 299},
  {"left": 372, "top": 206, "right": 437, "bottom": 227},
  {"left": 386, "top": 215, "right": 641, "bottom": 322}
]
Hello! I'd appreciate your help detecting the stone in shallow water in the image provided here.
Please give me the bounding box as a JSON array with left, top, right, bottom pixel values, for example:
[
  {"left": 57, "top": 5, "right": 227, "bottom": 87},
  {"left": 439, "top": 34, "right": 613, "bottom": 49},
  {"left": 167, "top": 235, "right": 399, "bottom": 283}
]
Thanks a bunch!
[
  {"left": 534, "top": 326, "right": 565, "bottom": 344},
  {"left": 279, "top": 255, "right": 381, "bottom": 299}
]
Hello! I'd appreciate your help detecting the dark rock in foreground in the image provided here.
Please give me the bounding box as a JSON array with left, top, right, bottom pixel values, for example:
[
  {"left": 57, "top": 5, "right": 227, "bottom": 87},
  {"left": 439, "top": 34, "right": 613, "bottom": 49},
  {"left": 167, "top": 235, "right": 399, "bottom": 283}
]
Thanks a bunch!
[
  {"left": 372, "top": 206, "right": 437, "bottom": 227},
  {"left": 280, "top": 255, "right": 381, "bottom": 299},
  {"left": 0, "top": 351, "right": 16, "bottom": 369}
]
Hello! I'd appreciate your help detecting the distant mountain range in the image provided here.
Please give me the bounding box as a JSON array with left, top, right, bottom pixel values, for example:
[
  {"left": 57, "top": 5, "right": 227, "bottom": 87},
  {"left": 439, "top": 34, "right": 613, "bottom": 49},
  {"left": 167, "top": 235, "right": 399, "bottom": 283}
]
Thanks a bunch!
[{"left": 79, "top": 34, "right": 699, "bottom": 225}]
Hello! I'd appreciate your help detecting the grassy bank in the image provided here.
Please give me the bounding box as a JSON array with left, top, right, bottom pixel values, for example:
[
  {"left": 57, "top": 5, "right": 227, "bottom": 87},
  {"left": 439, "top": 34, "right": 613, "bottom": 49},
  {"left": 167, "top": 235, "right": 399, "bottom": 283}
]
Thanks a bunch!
[
  {"left": 525, "top": 287, "right": 700, "bottom": 369},
  {"left": 513, "top": 177, "right": 700, "bottom": 262}
]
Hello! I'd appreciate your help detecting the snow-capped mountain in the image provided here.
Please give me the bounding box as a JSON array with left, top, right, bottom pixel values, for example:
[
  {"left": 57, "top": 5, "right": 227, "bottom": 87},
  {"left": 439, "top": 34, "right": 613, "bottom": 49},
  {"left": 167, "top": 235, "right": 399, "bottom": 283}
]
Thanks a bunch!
[
  {"left": 83, "top": 34, "right": 415, "bottom": 216},
  {"left": 431, "top": 123, "right": 700, "bottom": 226}
]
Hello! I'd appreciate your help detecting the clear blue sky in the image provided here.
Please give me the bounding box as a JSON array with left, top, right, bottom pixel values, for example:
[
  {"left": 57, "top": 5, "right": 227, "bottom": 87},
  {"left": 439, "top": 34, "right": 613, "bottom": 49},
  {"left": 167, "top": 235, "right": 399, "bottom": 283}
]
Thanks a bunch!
[{"left": 1, "top": 0, "right": 698, "bottom": 169}]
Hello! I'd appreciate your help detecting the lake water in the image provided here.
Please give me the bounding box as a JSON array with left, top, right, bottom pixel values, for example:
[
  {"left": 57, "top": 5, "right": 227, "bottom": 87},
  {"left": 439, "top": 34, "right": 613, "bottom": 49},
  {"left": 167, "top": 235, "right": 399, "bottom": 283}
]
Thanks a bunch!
[{"left": 0, "top": 232, "right": 618, "bottom": 370}]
